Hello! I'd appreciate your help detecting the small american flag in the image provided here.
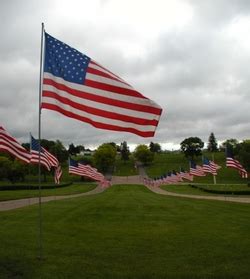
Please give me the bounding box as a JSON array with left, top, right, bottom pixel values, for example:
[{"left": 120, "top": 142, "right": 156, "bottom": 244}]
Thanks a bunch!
[
  {"left": 30, "top": 135, "right": 59, "bottom": 170},
  {"left": 69, "top": 158, "right": 105, "bottom": 182},
  {"left": 226, "top": 150, "right": 248, "bottom": 178},
  {"left": 190, "top": 161, "right": 206, "bottom": 177},
  {"left": 42, "top": 33, "right": 162, "bottom": 137},
  {"left": 202, "top": 157, "right": 219, "bottom": 175},
  {"left": 0, "top": 126, "right": 30, "bottom": 163},
  {"left": 54, "top": 165, "right": 62, "bottom": 184}
]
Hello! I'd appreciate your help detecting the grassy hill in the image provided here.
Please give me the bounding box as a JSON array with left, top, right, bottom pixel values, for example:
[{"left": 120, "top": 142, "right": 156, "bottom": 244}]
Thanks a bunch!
[
  {"left": 144, "top": 151, "right": 248, "bottom": 184},
  {"left": 1, "top": 185, "right": 250, "bottom": 278}
]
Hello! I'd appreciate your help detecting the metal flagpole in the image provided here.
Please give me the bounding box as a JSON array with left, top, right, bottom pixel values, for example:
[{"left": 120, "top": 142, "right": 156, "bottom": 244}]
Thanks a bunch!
[
  {"left": 212, "top": 153, "right": 217, "bottom": 185},
  {"left": 38, "top": 22, "right": 45, "bottom": 260}
]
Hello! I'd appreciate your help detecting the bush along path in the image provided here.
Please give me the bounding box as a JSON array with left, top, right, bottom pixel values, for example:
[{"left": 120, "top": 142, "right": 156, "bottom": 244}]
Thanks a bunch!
[{"left": 0, "top": 184, "right": 105, "bottom": 211}]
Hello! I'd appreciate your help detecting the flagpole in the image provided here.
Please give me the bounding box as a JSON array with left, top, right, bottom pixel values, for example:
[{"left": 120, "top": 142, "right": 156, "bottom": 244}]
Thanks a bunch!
[
  {"left": 212, "top": 153, "right": 217, "bottom": 185},
  {"left": 38, "top": 22, "right": 45, "bottom": 260}
]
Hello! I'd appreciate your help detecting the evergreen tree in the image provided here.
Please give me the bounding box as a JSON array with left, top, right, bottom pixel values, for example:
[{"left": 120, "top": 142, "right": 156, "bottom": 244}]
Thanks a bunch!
[
  {"left": 120, "top": 141, "right": 130, "bottom": 161},
  {"left": 207, "top": 132, "right": 218, "bottom": 152}
]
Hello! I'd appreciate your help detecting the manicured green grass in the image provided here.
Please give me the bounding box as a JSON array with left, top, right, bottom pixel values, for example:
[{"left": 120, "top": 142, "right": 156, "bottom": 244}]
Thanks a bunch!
[
  {"left": 1, "top": 185, "right": 250, "bottom": 278},
  {"left": 0, "top": 183, "right": 96, "bottom": 201},
  {"left": 161, "top": 184, "right": 216, "bottom": 195},
  {"left": 161, "top": 183, "right": 250, "bottom": 196},
  {"left": 113, "top": 155, "right": 138, "bottom": 176}
]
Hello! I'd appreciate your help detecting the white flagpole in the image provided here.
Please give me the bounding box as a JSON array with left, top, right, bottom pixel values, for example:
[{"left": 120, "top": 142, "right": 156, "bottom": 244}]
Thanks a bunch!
[
  {"left": 38, "top": 22, "right": 45, "bottom": 260},
  {"left": 212, "top": 153, "right": 217, "bottom": 185}
]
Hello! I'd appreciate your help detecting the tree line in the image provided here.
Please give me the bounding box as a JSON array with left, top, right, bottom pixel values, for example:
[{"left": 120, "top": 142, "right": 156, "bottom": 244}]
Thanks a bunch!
[{"left": 0, "top": 132, "right": 249, "bottom": 183}]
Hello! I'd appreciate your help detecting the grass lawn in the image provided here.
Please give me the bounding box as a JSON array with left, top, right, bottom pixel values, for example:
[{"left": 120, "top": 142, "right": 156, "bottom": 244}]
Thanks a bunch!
[
  {"left": 161, "top": 184, "right": 216, "bottom": 195},
  {"left": 1, "top": 185, "right": 250, "bottom": 278},
  {"left": 161, "top": 184, "right": 250, "bottom": 196},
  {"left": 113, "top": 155, "right": 138, "bottom": 176},
  {"left": 0, "top": 183, "right": 96, "bottom": 201}
]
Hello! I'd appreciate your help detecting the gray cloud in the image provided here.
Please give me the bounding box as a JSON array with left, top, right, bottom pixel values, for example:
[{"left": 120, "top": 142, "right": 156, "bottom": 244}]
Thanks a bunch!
[{"left": 1, "top": 0, "right": 250, "bottom": 150}]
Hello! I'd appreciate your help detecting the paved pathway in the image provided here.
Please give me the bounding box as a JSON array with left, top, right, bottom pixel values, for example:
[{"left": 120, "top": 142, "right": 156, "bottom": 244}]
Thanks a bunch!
[
  {"left": 137, "top": 162, "right": 250, "bottom": 204},
  {"left": 0, "top": 185, "right": 105, "bottom": 212},
  {"left": 145, "top": 184, "right": 250, "bottom": 204},
  {"left": 1, "top": 163, "right": 250, "bottom": 211}
]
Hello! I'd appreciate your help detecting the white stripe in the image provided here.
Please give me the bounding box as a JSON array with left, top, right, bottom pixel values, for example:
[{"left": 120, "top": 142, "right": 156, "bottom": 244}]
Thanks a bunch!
[
  {"left": 0, "top": 144, "right": 30, "bottom": 162},
  {"left": 43, "top": 84, "right": 159, "bottom": 121},
  {"left": 86, "top": 72, "right": 132, "bottom": 90},
  {"left": 43, "top": 73, "right": 161, "bottom": 110},
  {"left": 88, "top": 62, "right": 129, "bottom": 85},
  {"left": 42, "top": 97, "right": 156, "bottom": 132}
]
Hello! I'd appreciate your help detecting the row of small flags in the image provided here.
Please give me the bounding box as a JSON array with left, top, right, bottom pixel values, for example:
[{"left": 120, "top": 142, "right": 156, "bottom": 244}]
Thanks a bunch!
[
  {"left": 0, "top": 126, "right": 110, "bottom": 186},
  {"left": 69, "top": 158, "right": 110, "bottom": 188},
  {"left": 0, "top": 126, "right": 62, "bottom": 184},
  {"left": 144, "top": 156, "right": 247, "bottom": 187}
]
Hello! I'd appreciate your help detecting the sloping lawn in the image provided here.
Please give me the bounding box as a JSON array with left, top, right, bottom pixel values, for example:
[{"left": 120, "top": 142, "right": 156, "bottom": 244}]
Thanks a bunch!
[{"left": 1, "top": 185, "right": 250, "bottom": 278}]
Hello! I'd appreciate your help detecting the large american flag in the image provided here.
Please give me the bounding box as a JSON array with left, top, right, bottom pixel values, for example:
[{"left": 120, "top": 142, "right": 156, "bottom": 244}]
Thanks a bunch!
[
  {"left": 0, "top": 126, "right": 30, "bottom": 163},
  {"left": 42, "top": 33, "right": 162, "bottom": 137}
]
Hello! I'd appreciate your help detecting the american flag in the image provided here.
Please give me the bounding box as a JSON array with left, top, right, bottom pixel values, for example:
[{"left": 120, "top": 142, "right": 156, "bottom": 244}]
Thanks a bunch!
[
  {"left": 68, "top": 158, "right": 82, "bottom": 176},
  {"left": 226, "top": 150, "right": 248, "bottom": 178},
  {"left": 202, "top": 157, "right": 219, "bottom": 175},
  {"left": 30, "top": 135, "right": 51, "bottom": 171},
  {"left": 54, "top": 165, "right": 62, "bottom": 184},
  {"left": 180, "top": 168, "right": 193, "bottom": 181},
  {"left": 69, "top": 158, "right": 105, "bottom": 182},
  {"left": 0, "top": 126, "right": 30, "bottom": 163},
  {"left": 190, "top": 161, "right": 206, "bottom": 177},
  {"left": 78, "top": 162, "right": 104, "bottom": 181},
  {"left": 42, "top": 33, "right": 162, "bottom": 137}
]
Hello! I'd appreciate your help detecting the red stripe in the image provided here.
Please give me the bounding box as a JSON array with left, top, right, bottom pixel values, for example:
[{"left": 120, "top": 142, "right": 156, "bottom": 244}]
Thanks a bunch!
[
  {"left": 90, "top": 60, "right": 129, "bottom": 84},
  {"left": 43, "top": 78, "right": 162, "bottom": 115},
  {"left": 84, "top": 78, "right": 146, "bottom": 98},
  {"left": 0, "top": 145, "right": 30, "bottom": 163},
  {"left": 87, "top": 67, "right": 129, "bottom": 87},
  {"left": 41, "top": 103, "right": 155, "bottom": 137},
  {"left": 0, "top": 131, "right": 20, "bottom": 145},
  {"left": 0, "top": 137, "right": 30, "bottom": 156},
  {"left": 43, "top": 91, "right": 159, "bottom": 126}
]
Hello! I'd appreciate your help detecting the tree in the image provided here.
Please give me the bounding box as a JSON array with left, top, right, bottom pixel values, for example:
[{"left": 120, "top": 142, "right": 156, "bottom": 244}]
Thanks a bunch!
[
  {"left": 93, "top": 143, "right": 117, "bottom": 172},
  {"left": 236, "top": 140, "right": 250, "bottom": 172},
  {"left": 149, "top": 142, "right": 162, "bottom": 153},
  {"left": 220, "top": 138, "right": 238, "bottom": 152},
  {"left": 134, "top": 144, "right": 154, "bottom": 165},
  {"left": 68, "top": 143, "right": 79, "bottom": 156},
  {"left": 0, "top": 156, "right": 12, "bottom": 180},
  {"left": 120, "top": 141, "right": 130, "bottom": 161},
  {"left": 180, "top": 137, "right": 204, "bottom": 160},
  {"left": 207, "top": 132, "right": 218, "bottom": 152}
]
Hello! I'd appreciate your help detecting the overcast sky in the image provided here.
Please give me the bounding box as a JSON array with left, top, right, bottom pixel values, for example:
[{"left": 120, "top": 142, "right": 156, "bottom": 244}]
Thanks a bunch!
[{"left": 1, "top": 0, "right": 250, "bottom": 150}]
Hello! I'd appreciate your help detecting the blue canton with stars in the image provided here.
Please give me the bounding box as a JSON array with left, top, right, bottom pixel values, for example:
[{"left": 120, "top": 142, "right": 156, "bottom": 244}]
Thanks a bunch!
[{"left": 44, "top": 33, "right": 91, "bottom": 85}]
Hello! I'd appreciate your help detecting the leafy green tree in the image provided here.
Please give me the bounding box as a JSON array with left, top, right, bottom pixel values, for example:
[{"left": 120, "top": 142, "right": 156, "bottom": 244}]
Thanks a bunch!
[
  {"left": 149, "top": 142, "right": 162, "bottom": 153},
  {"left": 0, "top": 156, "right": 12, "bottom": 180},
  {"left": 51, "top": 140, "right": 68, "bottom": 162},
  {"left": 180, "top": 137, "right": 204, "bottom": 160},
  {"left": 207, "top": 132, "right": 218, "bottom": 152},
  {"left": 120, "top": 141, "right": 130, "bottom": 161},
  {"left": 68, "top": 143, "right": 79, "bottom": 156},
  {"left": 134, "top": 144, "right": 154, "bottom": 165},
  {"left": 236, "top": 140, "right": 250, "bottom": 172},
  {"left": 220, "top": 139, "right": 238, "bottom": 151},
  {"left": 93, "top": 143, "right": 117, "bottom": 172}
]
